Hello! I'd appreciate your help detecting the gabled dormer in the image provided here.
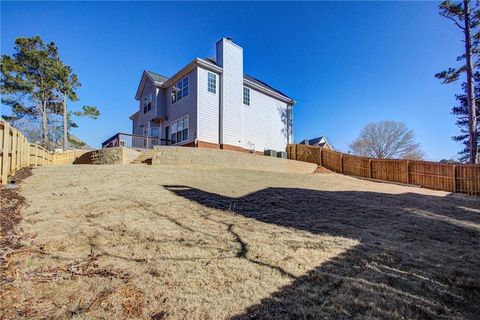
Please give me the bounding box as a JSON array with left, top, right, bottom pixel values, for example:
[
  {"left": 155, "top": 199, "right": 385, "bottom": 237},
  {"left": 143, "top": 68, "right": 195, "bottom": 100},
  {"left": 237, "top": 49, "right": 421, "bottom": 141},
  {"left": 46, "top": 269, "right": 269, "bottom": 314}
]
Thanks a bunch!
[{"left": 135, "top": 70, "right": 169, "bottom": 121}]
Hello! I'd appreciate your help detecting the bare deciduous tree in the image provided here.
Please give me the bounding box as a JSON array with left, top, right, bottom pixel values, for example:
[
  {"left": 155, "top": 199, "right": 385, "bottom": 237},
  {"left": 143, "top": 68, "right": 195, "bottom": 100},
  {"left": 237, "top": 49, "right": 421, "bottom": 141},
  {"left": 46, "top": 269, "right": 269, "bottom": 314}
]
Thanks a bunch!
[{"left": 350, "top": 121, "right": 424, "bottom": 160}]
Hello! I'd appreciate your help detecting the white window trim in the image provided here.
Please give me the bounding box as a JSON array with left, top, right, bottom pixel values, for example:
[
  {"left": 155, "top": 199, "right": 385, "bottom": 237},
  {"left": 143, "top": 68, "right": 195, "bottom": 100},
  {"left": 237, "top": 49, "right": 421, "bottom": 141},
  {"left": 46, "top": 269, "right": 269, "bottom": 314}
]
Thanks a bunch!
[
  {"left": 243, "top": 87, "right": 250, "bottom": 106},
  {"left": 207, "top": 72, "right": 216, "bottom": 94},
  {"left": 172, "top": 76, "right": 189, "bottom": 103},
  {"left": 169, "top": 115, "right": 189, "bottom": 145},
  {"left": 143, "top": 94, "right": 152, "bottom": 113}
]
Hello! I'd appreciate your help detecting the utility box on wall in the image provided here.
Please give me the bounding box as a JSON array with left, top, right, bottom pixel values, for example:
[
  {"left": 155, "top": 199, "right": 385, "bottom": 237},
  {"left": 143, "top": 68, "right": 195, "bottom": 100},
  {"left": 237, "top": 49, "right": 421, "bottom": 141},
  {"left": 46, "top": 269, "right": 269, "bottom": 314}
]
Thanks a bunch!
[
  {"left": 264, "top": 149, "right": 277, "bottom": 157},
  {"left": 276, "top": 151, "right": 287, "bottom": 159}
]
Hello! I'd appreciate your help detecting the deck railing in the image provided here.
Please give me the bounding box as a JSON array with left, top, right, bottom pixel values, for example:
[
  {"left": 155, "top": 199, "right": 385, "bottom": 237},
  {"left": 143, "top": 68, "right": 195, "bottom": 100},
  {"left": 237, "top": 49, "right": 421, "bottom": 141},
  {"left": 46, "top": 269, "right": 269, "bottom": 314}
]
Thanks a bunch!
[{"left": 102, "top": 133, "right": 171, "bottom": 149}]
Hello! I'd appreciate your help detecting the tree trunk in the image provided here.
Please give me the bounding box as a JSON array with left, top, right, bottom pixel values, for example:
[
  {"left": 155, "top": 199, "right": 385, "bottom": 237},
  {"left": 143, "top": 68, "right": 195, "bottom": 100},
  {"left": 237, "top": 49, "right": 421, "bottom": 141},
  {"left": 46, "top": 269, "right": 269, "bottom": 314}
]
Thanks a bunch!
[
  {"left": 41, "top": 100, "right": 47, "bottom": 148},
  {"left": 63, "top": 92, "right": 67, "bottom": 151},
  {"left": 464, "top": 0, "right": 478, "bottom": 163}
]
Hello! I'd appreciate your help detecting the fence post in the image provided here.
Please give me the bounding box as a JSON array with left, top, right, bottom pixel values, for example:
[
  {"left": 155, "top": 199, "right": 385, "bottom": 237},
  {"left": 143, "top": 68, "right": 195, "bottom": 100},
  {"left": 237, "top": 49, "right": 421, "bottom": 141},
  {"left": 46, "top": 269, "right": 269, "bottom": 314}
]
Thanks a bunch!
[
  {"left": 340, "top": 153, "right": 343, "bottom": 173},
  {"left": 34, "top": 145, "right": 38, "bottom": 166},
  {"left": 368, "top": 159, "right": 372, "bottom": 178},
  {"left": 295, "top": 144, "right": 298, "bottom": 161},
  {"left": 405, "top": 160, "right": 410, "bottom": 184},
  {"left": 452, "top": 164, "right": 457, "bottom": 193},
  {"left": 18, "top": 133, "right": 23, "bottom": 168},
  {"left": 11, "top": 129, "right": 17, "bottom": 175},
  {"left": 26, "top": 139, "right": 30, "bottom": 166},
  {"left": 16, "top": 131, "right": 21, "bottom": 170},
  {"left": 1, "top": 122, "right": 9, "bottom": 184},
  {"left": 24, "top": 138, "right": 27, "bottom": 166}
]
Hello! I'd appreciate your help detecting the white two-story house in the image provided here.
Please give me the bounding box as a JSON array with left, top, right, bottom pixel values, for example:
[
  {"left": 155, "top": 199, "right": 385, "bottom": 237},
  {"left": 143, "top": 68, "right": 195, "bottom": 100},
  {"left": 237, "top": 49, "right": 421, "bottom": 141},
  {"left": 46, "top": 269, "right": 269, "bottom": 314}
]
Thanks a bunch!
[{"left": 129, "top": 37, "right": 295, "bottom": 153}]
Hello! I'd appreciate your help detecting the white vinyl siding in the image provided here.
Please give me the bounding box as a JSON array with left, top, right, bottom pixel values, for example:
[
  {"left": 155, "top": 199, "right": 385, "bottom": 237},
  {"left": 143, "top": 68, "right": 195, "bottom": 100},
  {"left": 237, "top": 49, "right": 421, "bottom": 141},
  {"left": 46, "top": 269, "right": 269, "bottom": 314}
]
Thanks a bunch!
[
  {"left": 242, "top": 87, "right": 290, "bottom": 152},
  {"left": 216, "top": 39, "right": 244, "bottom": 147},
  {"left": 197, "top": 67, "right": 219, "bottom": 143}
]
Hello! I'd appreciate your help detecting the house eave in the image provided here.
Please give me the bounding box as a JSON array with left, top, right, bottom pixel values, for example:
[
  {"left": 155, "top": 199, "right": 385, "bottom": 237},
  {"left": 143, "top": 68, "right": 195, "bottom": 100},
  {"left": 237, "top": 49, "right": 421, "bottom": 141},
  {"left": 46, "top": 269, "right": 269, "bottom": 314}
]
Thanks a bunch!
[
  {"left": 195, "top": 58, "right": 223, "bottom": 74},
  {"left": 243, "top": 78, "right": 296, "bottom": 105},
  {"left": 129, "top": 111, "right": 139, "bottom": 120},
  {"left": 161, "top": 58, "right": 223, "bottom": 88}
]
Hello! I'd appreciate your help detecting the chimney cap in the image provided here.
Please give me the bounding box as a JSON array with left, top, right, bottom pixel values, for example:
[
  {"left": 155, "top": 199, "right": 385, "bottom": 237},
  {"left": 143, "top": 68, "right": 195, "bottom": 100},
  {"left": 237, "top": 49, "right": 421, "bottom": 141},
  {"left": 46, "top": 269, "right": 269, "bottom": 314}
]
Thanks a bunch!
[{"left": 226, "top": 37, "right": 233, "bottom": 41}]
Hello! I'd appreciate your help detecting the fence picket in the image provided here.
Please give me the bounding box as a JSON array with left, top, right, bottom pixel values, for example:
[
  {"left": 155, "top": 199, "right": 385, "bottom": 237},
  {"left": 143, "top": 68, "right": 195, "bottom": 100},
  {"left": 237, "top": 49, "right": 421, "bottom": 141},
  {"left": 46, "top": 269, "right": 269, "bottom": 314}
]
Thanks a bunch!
[
  {"left": 1, "top": 120, "right": 88, "bottom": 184},
  {"left": 287, "top": 144, "right": 480, "bottom": 196}
]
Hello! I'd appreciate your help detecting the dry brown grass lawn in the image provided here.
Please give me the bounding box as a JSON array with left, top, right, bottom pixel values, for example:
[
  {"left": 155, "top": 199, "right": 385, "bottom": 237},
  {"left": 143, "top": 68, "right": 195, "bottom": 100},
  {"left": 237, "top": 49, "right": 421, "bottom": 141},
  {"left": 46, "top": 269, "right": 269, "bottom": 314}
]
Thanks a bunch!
[{"left": 1, "top": 164, "right": 480, "bottom": 319}]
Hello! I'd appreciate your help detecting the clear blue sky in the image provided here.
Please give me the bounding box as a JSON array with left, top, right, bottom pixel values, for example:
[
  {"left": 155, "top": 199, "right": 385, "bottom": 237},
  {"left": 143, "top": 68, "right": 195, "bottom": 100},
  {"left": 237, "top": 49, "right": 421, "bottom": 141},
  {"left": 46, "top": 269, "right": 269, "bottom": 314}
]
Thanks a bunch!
[{"left": 0, "top": 1, "right": 465, "bottom": 160}]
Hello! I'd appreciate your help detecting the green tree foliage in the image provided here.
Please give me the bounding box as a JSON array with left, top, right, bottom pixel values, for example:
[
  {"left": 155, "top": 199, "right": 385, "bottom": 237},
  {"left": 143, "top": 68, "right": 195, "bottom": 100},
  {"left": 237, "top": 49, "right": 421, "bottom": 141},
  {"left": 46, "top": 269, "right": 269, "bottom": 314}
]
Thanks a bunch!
[
  {"left": 0, "top": 36, "right": 60, "bottom": 147},
  {"left": 436, "top": 0, "right": 480, "bottom": 163},
  {"left": 449, "top": 81, "right": 480, "bottom": 162},
  {"left": 1, "top": 36, "right": 100, "bottom": 150}
]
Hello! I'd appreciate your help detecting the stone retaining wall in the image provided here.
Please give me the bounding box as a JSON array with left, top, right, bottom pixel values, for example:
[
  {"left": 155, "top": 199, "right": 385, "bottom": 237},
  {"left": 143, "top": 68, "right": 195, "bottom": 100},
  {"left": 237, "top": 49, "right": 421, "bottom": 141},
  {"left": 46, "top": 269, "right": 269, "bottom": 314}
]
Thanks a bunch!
[
  {"left": 152, "top": 147, "right": 317, "bottom": 174},
  {"left": 74, "top": 147, "right": 140, "bottom": 165}
]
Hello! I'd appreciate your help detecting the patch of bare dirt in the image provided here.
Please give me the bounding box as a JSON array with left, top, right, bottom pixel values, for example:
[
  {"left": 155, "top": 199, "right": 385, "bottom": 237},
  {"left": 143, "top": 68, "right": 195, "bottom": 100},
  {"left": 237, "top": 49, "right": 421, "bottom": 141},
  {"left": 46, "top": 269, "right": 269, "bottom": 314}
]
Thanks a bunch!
[
  {"left": 314, "top": 166, "right": 333, "bottom": 174},
  {"left": 0, "top": 167, "right": 32, "bottom": 284}
]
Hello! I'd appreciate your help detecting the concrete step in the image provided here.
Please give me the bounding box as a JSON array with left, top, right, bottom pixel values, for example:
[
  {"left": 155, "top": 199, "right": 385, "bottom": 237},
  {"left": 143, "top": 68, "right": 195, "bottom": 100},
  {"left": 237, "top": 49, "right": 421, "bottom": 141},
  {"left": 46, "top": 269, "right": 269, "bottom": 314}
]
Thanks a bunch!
[{"left": 130, "top": 150, "right": 156, "bottom": 164}]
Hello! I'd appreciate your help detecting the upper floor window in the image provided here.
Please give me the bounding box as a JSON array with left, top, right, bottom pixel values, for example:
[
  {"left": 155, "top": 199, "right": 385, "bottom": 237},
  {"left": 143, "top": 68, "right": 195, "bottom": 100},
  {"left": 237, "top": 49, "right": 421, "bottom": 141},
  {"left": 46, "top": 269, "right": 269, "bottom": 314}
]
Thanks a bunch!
[
  {"left": 143, "top": 94, "right": 152, "bottom": 113},
  {"left": 170, "top": 115, "right": 189, "bottom": 144},
  {"left": 208, "top": 72, "right": 216, "bottom": 93},
  {"left": 172, "top": 76, "right": 189, "bottom": 103},
  {"left": 243, "top": 87, "right": 250, "bottom": 106}
]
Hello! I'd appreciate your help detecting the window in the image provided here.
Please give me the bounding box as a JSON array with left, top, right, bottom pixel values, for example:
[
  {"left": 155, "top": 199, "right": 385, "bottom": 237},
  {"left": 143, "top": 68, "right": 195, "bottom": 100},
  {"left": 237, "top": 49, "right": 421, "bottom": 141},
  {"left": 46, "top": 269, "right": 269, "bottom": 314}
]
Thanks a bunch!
[
  {"left": 143, "top": 94, "right": 152, "bottom": 113},
  {"left": 172, "top": 76, "right": 189, "bottom": 103},
  {"left": 150, "top": 127, "right": 159, "bottom": 138},
  {"left": 170, "top": 115, "right": 189, "bottom": 144},
  {"left": 243, "top": 87, "right": 250, "bottom": 106},
  {"left": 208, "top": 72, "right": 216, "bottom": 93}
]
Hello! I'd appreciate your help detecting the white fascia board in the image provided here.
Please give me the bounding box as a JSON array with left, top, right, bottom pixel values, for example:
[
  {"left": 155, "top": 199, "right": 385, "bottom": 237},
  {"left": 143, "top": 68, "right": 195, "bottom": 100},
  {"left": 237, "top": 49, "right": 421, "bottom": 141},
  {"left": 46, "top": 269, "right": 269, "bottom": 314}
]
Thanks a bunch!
[
  {"left": 243, "top": 78, "right": 296, "bottom": 105},
  {"left": 195, "top": 58, "right": 223, "bottom": 73}
]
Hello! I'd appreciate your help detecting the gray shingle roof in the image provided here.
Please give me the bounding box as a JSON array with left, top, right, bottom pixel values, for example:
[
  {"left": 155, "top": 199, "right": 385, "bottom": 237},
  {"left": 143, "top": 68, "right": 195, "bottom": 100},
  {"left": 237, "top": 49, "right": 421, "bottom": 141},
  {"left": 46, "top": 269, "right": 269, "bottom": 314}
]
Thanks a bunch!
[
  {"left": 299, "top": 137, "right": 326, "bottom": 145},
  {"left": 146, "top": 70, "right": 169, "bottom": 83}
]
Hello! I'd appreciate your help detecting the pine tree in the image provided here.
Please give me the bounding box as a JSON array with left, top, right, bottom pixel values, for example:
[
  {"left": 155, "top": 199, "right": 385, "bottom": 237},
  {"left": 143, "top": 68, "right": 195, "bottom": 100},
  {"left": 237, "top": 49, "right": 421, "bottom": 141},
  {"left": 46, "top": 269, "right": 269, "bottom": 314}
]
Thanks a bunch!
[
  {"left": 53, "top": 62, "right": 80, "bottom": 150},
  {"left": 436, "top": 0, "right": 480, "bottom": 163},
  {"left": 450, "top": 80, "right": 480, "bottom": 162},
  {"left": 1, "top": 36, "right": 101, "bottom": 150},
  {"left": 0, "top": 36, "right": 59, "bottom": 148}
]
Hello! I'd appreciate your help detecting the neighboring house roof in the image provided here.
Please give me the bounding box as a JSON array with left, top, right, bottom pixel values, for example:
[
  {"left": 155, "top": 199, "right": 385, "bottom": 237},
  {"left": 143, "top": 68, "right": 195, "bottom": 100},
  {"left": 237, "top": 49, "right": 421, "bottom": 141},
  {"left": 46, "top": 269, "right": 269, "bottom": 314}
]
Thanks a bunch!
[
  {"left": 300, "top": 137, "right": 326, "bottom": 145},
  {"left": 299, "top": 136, "right": 333, "bottom": 149},
  {"left": 203, "top": 57, "right": 293, "bottom": 101}
]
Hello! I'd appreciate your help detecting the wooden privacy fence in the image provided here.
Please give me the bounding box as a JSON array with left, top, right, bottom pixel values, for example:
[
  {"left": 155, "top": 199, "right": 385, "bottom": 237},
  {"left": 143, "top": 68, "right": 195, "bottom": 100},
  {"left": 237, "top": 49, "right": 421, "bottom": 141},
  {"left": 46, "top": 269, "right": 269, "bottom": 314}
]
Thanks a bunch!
[
  {"left": 51, "top": 149, "right": 88, "bottom": 165},
  {"left": 1, "top": 120, "right": 86, "bottom": 184},
  {"left": 287, "top": 144, "right": 480, "bottom": 196}
]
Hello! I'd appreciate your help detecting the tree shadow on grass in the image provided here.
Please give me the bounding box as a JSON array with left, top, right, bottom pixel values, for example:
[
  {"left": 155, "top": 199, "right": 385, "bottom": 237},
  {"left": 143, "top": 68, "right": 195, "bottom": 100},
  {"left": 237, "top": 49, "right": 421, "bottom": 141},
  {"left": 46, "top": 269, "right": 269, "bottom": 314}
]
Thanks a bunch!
[{"left": 164, "top": 185, "right": 480, "bottom": 320}]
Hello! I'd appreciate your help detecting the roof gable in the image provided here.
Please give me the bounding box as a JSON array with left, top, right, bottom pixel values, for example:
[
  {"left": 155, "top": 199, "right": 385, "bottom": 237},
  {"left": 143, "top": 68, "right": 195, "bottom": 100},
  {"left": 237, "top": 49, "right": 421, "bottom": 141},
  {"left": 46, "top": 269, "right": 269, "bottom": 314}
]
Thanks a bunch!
[
  {"left": 135, "top": 70, "right": 169, "bottom": 100},
  {"left": 146, "top": 70, "right": 169, "bottom": 83}
]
